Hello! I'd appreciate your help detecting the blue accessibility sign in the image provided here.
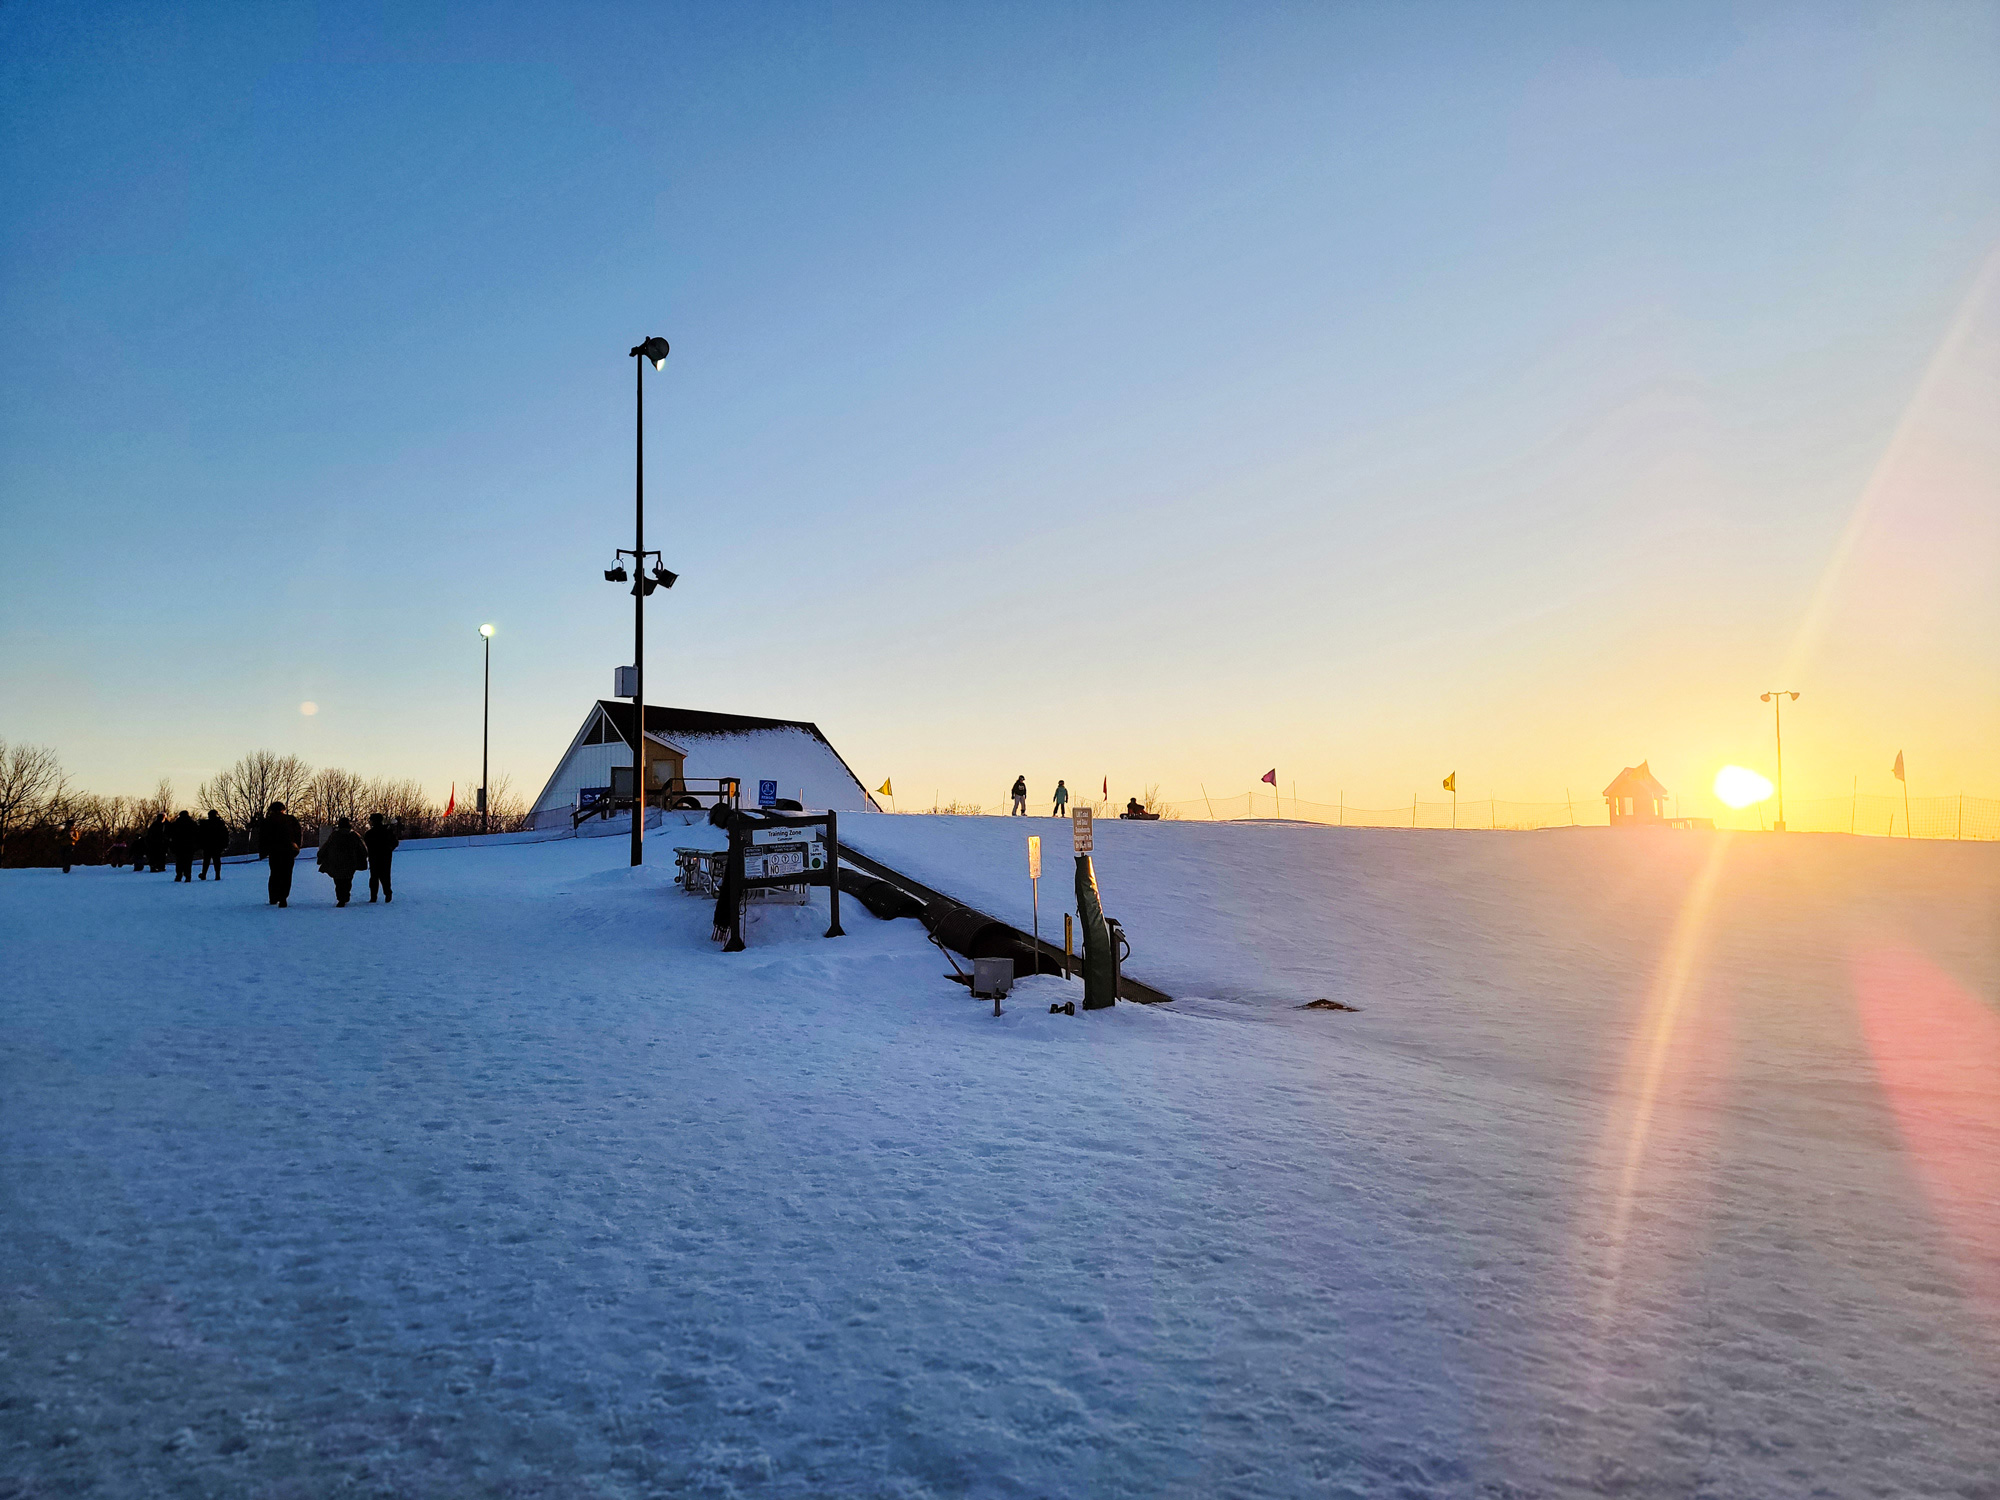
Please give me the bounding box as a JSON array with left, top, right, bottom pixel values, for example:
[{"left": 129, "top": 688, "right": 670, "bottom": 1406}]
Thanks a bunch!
[{"left": 758, "top": 779, "right": 778, "bottom": 807}]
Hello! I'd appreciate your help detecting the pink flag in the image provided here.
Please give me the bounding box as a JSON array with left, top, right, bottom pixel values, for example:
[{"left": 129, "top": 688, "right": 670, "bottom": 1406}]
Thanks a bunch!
[{"left": 1261, "top": 768, "right": 1277, "bottom": 786}]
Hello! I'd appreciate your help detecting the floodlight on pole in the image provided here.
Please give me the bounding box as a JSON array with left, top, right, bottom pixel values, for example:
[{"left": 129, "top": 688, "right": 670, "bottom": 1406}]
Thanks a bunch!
[
  {"left": 1759, "top": 690, "right": 1800, "bottom": 831},
  {"left": 613, "top": 335, "right": 669, "bottom": 868}
]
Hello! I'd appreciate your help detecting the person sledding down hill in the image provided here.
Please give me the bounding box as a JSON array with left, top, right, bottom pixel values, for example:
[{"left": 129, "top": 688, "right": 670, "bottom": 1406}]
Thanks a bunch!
[
  {"left": 1120, "top": 796, "right": 1159, "bottom": 821},
  {"left": 316, "top": 817, "right": 370, "bottom": 908}
]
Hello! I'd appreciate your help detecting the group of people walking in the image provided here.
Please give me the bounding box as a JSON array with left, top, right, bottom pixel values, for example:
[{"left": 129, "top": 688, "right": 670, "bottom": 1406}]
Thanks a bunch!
[
  {"left": 1010, "top": 776, "right": 1072, "bottom": 817},
  {"left": 107, "top": 803, "right": 402, "bottom": 908},
  {"left": 111, "top": 810, "right": 231, "bottom": 879},
  {"left": 1007, "top": 777, "right": 1152, "bottom": 819},
  {"left": 257, "top": 802, "right": 400, "bottom": 908}
]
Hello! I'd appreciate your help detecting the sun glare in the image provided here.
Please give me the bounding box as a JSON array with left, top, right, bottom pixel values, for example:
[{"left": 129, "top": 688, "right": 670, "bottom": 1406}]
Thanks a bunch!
[{"left": 1713, "top": 765, "right": 1772, "bottom": 809}]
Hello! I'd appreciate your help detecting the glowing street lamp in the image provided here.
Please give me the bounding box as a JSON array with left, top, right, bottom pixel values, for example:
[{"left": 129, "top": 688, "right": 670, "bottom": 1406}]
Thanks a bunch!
[
  {"left": 479, "top": 624, "right": 496, "bottom": 835},
  {"left": 1759, "top": 690, "right": 1800, "bottom": 831}
]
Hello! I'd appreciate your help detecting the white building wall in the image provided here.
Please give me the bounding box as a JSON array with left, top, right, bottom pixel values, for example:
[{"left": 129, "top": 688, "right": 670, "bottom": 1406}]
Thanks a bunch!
[{"left": 532, "top": 741, "right": 630, "bottom": 820}]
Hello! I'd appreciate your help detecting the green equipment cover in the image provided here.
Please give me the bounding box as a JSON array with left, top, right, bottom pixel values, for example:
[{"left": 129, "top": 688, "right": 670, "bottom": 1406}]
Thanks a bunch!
[{"left": 1074, "top": 854, "right": 1116, "bottom": 1009}]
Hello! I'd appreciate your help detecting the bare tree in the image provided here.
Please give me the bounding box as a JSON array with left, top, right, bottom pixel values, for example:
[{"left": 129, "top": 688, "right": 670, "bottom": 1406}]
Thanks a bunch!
[
  {"left": 130, "top": 777, "right": 176, "bottom": 828},
  {"left": 199, "top": 751, "right": 313, "bottom": 832},
  {"left": 1141, "top": 784, "right": 1181, "bottom": 820},
  {"left": 0, "top": 740, "right": 63, "bottom": 860},
  {"left": 304, "top": 767, "right": 367, "bottom": 830},
  {"left": 361, "top": 776, "right": 431, "bottom": 828}
]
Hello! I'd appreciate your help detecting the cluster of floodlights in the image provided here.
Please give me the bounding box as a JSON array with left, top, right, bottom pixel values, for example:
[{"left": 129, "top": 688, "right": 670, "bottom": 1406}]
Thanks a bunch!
[{"left": 603, "top": 562, "right": 677, "bottom": 593}]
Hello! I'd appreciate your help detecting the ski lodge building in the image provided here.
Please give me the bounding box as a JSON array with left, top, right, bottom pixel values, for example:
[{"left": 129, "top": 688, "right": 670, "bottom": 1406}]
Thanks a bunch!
[{"left": 528, "top": 701, "right": 876, "bottom": 830}]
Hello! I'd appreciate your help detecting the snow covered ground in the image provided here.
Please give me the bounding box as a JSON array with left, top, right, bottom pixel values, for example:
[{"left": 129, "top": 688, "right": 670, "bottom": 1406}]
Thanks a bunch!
[{"left": 3, "top": 815, "right": 1996, "bottom": 1497}]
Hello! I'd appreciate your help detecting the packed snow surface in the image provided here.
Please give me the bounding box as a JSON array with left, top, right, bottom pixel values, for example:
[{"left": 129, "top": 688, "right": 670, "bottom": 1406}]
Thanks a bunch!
[{"left": 4, "top": 815, "right": 1997, "bottom": 1497}]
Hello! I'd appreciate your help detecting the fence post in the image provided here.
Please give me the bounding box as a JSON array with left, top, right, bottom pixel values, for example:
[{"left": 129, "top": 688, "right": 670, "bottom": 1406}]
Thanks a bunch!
[{"left": 1958, "top": 793, "right": 1964, "bottom": 840}]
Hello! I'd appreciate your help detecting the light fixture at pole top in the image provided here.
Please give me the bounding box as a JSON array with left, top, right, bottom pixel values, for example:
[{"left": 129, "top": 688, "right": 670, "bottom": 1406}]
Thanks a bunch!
[{"left": 480, "top": 624, "right": 495, "bottom": 637}]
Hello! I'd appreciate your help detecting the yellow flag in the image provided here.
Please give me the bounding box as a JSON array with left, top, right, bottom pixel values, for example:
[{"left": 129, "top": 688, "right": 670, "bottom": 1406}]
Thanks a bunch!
[
  {"left": 1442, "top": 772, "right": 1456, "bottom": 792},
  {"left": 877, "top": 778, "right": 893, "bottom": 797}
]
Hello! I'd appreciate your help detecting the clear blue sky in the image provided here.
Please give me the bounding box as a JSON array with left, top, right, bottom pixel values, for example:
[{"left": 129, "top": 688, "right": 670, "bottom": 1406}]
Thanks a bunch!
[{"left": 4, "top": 1, "right": 1996, "bottom": 813}]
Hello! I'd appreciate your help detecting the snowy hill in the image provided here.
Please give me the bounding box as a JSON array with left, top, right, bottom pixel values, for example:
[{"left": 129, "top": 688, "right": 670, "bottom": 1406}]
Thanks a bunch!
[{"left": 3, "top": 820, "right": 1995, "bottom": 1496}]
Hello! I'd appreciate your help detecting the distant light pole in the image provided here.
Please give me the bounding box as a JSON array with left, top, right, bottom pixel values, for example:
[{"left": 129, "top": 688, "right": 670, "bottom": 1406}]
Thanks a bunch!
[
  {"left": 605, "top": 336, "right": 674, "bottom": 868},
  {"left": 479, "top": 624, "right": 495, "bottom": 834},
  {"left": 1760, "top": 689, "right": 1800, "bottom": 831}
]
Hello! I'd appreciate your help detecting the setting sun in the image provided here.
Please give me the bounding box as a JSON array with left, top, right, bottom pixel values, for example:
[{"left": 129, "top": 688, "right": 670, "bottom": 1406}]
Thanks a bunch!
[{"left": 1713, "top": 765, "right": 1774, "bottom": 809}]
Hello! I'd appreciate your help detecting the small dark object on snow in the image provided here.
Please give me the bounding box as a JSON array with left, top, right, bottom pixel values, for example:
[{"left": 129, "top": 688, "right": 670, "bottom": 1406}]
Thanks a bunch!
[
  {"left": 1049, "top": 1001, "right": 1076, "bottom": 1016},
  {"left": 1300, "top": 998, "right": 1359, "bottom": 1012}
]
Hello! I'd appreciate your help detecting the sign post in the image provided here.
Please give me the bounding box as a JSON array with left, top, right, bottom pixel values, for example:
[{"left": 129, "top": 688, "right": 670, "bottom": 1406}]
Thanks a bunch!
[
  {"left": 1071, "top": 807, "right": 1093, "bottom": 854},
  {"left": 1027, "top": 835, "right": 1041, "bottom": 967}
]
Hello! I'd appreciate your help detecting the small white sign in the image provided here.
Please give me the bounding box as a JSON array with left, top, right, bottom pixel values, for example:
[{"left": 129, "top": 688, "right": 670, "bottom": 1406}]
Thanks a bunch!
[
  {"left": 751, "top": 826, "right": 807, "bottom": 846},
  {"left": 1027, "top": 835, "right": 1041, "bottom": 880},
  {"left": 1072, "top": 807, "right": 1093, "bottom": 854}
]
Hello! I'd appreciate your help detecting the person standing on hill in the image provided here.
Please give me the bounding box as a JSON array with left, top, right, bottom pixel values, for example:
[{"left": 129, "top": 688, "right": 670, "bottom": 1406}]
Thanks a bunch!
[
  {"left": 1052, "top": 780, "right": 1069, "bottom": 818},
  {"left": 262, "top": 801, "right": 303, "bottom": 907},
  {"left": 1010, "top": 775, "right": 1028, "bottom": 816},
  {"left": 147, "top": 814, "right": 168, "bottom": 872},
  {"left": 167, "top": 811, "right": 199, "bottom": 882},
  {"left": 317, "top": 817, "right": 369, "bottom": 908},
  {"left": 363, "top": 813, "right": 399, "bottom": 903},
  {"left": 198, "top": 810, "right": 229, "bottom": 880}
]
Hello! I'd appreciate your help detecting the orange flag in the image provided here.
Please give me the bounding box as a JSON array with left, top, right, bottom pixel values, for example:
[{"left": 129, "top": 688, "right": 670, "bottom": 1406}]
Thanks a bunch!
[{"left": 445, "top": 782, "right": 456, "bottom": 816}]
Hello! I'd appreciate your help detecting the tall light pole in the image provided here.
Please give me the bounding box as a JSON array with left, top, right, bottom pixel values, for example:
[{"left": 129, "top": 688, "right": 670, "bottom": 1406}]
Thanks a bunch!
[
  {"left": 1760, "top": 689, "right": 1799, "bottom": 831},
  {"left": 606, "top": 336, "right": 672, "bottom": 867},
  {"left": 479, "top": 624, "right": 495, "bottom": 835}
]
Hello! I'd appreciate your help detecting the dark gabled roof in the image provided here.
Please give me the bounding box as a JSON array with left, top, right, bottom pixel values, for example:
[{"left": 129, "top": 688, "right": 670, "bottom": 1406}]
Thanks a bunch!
[
  {"left": 595, "top": 700, "right": 831, "bottom": 744},
  {"left": 592, "top": 701, "right": 870, "bottom": 800},
  {"left": 1602, "top": 761, "right": 1669, "bottom": 799}
]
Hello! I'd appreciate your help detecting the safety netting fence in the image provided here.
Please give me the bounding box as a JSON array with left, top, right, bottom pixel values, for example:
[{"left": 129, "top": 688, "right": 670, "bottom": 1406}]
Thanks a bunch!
[{"left": 1134, "top": 790, "right": 2000, "bottom": 840}]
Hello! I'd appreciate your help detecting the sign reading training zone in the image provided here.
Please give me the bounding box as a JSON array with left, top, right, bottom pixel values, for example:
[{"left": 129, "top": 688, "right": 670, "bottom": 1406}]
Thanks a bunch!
[
  {"left": 1072, "top": 807, "right": 1093, "bottom": 854},
  {"left": 742, "top": 833, "right": 826, "bottom": 881}
]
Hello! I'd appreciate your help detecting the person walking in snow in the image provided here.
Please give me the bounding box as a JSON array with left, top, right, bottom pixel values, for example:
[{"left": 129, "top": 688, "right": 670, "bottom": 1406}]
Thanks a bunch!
[
  {"left": 262, "top": 801, "right": 303, "bottom": 907},
  {"left": 363, "top": 812, "right": 399, "bottom": 903},
  {"left": 146, "top": 814, "right": 169, "bottom": 872},
  {"left": 317, "top": 817, "right": 369, "bottom": 908},
  {"left": 1010, "top": 775, "right": 1028, "bottom": 816},
  {"left": 198, "top": 810, "right": 229, "bottom": 880},
  {"left": 167, "top": 810, "right": 200, "bottom": 882},
  {"left": 1052, "top": 780, "right": 1069, "bottom": 818},
  {"left": 61, "top": 817, "right": 78, "bottom": 873}
]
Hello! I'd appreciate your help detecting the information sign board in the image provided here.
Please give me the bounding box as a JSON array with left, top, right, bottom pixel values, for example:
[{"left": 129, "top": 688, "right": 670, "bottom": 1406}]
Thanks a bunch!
[
  {"left": 741, "top": 839, "right": 826, "bottom": 881},
  {"left": 1072, "top": 807, "right": 1093, "bottom": 854},
  {"left": 1027, "top": 835, "right": 1041, "bottom": 880},
  {"left": 758, "top": 779, "right": 778, "bottom": 807}
]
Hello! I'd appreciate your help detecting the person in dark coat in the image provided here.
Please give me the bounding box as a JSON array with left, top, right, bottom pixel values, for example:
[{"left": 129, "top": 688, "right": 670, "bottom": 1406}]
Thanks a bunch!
[
  {"left": 167, "top": 812, "right": 199, "bottom": 881},
  {"left": 263, "top": 801, "right": 303, "bottom": 907},
  {"left": 61, "top": 817, "right": 78, "bottom": 873},
  {"left": 363, "top": 813, "right": 399, "bottom": 903},
  {"left": 317, "top": 816, "right": 368, "bottom": 907},
  {"left": 147, "top": 814, "right": 168, "bottom": 872},
  {"left": 198, "top": 810, "right": 229, "bottom": 880}
]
